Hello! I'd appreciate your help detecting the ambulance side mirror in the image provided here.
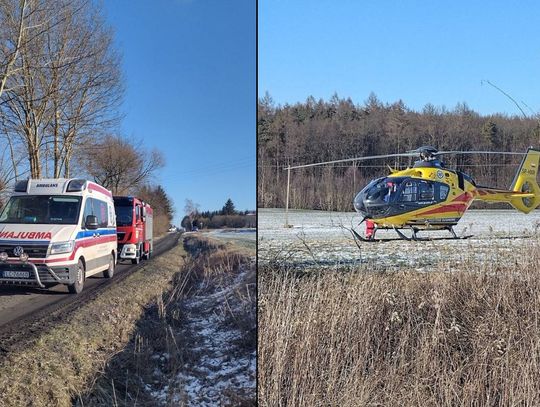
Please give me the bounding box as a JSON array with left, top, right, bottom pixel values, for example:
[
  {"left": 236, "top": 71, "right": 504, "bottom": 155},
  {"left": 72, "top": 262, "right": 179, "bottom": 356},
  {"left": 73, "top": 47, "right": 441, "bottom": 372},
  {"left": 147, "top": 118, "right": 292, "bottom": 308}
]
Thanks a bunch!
[
  {"left": 85, "top": 215, "right": 98, "bottom": 230},
  {"left": 142, "top": 206, "right": 147, "bottom": 220}
]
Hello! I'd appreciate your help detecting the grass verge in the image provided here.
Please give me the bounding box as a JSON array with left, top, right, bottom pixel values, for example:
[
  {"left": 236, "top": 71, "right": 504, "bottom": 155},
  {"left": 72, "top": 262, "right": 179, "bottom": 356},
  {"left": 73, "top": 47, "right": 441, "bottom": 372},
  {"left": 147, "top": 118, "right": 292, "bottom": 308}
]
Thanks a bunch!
[{"left": 0, "top": 242, "right": 185, "bottom": 407}]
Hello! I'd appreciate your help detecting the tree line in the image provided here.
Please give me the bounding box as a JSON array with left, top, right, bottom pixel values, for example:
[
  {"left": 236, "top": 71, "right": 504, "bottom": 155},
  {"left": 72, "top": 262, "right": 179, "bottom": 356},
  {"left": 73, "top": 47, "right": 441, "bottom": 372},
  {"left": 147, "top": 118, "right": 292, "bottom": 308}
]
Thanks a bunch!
[
  {"left": 258, "top": 92, "right": 540, "bottom": 211},
  {"left": 181, "top": 198, "right": 256, "bottom": 230},
  {"left": 0, "top": 0, "right": 173, "bottom": 234}
]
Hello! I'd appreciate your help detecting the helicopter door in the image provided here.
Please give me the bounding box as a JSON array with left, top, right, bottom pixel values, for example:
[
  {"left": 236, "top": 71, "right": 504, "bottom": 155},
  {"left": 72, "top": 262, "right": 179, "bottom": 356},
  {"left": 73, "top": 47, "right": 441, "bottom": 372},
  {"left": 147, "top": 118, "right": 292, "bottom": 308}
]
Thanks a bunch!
[
  {"left": 397, "top": 180, "right": 437, "bottom": 205},
  {"left": 399, "top": 180, "right": 418, "bottom": 202},
  {"left": 418, "top": 181, "right": 435, "bottom": 202}
]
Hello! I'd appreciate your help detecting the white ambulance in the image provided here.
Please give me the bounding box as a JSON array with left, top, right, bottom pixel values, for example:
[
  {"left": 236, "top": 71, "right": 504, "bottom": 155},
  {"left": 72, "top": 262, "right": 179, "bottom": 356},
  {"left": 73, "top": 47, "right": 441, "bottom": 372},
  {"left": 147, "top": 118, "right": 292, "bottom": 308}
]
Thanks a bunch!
[{"left": 0, "top": 178, "right": 117, "bottom": 293}]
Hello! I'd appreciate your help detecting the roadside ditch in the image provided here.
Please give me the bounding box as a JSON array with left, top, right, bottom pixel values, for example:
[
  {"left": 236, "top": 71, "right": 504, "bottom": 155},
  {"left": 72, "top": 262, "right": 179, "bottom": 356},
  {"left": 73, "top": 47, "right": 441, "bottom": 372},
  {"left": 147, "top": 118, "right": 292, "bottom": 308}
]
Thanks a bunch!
[{"left": 76, "top": 233, "right": 256, "bottom": 406}]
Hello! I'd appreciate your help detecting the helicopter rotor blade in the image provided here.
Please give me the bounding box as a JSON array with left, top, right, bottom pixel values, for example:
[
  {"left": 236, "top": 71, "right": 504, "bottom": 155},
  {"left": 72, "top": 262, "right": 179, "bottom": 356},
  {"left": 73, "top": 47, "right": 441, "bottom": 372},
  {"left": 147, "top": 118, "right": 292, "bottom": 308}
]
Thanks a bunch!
[
  {"left": 284, "top": 149, "right": 527, "bottom": 171},
  {"left": 285, "top": 152, "right": 418, "bottom": 170},
  {"left": 435, "top": 150, "right": 525, "bottom": 156}
]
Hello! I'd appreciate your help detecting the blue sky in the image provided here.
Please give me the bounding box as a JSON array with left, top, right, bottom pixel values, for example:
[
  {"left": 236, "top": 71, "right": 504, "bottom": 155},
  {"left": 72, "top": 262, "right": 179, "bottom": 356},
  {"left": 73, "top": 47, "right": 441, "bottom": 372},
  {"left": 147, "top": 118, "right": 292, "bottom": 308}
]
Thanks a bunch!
[
  {"left": 103, "top": 0, "right": 255, "bottom": 221},
  {"left": 259, "top": 0, "right": 540, "bottom": 115}
]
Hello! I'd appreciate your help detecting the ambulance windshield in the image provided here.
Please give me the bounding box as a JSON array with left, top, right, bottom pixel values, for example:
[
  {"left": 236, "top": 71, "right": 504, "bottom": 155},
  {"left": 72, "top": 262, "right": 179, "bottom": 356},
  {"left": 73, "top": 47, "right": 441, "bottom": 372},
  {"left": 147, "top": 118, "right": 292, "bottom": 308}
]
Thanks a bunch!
[{"left": 0, "top": 195, "right": 82, "bottom": 224}]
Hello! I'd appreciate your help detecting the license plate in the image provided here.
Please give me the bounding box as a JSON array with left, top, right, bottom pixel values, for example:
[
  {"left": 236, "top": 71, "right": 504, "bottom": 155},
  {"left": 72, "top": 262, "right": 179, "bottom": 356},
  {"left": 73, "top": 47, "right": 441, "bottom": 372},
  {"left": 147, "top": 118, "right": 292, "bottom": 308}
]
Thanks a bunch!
[{"left": 3, "top": 271, "right": 30, "bottom": 279}]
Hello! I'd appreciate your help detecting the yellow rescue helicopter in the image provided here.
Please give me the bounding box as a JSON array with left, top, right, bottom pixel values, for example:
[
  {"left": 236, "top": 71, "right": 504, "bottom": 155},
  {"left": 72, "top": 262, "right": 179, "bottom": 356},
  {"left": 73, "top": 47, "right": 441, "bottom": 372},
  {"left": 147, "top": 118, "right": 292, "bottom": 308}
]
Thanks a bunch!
[{"left": 350, "top": 146, "right": 540, "bottom": 241}]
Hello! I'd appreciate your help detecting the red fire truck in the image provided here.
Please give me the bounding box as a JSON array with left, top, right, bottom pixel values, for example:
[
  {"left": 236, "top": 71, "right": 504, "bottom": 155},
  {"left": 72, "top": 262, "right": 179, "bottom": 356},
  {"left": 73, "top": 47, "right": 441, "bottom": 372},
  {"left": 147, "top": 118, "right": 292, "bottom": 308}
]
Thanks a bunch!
[{"left": 113, "top": 196, "right": 153, "bottom": 264}]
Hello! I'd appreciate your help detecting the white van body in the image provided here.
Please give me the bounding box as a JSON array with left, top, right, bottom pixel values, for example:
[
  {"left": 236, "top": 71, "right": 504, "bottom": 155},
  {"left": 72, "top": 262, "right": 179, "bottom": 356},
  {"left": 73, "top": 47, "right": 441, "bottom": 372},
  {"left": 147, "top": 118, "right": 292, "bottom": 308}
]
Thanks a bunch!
[{"left": 0, "top": 178, "right": 117, "bottom": 293}]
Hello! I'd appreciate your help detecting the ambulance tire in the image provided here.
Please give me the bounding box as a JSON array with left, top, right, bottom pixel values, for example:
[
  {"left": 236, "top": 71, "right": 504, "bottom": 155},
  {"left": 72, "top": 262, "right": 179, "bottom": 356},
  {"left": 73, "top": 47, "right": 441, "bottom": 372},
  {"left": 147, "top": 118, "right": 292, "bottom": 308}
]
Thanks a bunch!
[
  {"left": 104, "top": 253, "right": 115, "bottom": 278},
  {"left": 68, "top": 259, "right": 85, "bottom": 294}
]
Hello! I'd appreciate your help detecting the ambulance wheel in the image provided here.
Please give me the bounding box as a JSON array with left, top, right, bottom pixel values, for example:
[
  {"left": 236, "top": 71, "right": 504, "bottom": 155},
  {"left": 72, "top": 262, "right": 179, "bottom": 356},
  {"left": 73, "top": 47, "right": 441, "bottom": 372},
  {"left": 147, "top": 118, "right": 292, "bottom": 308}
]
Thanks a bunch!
[
  {"left": 68, "top": 259, "right": 85, "bottom": 294},
  {"left": 104, "top": 253, "right": 115, "bottom": 278}
]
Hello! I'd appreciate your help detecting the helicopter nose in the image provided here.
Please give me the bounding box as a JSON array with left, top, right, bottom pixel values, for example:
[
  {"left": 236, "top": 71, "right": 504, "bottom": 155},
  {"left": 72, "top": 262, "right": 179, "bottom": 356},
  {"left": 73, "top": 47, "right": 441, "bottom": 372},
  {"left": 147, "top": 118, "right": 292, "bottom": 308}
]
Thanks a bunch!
[{"left": 353, "top": 192, "right": 368, "bottom": 215}]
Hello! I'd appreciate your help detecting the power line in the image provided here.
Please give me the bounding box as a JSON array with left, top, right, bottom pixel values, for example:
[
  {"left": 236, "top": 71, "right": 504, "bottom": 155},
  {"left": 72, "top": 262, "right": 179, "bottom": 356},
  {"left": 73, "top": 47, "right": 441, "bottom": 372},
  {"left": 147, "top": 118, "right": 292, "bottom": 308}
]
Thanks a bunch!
[
  {"left": 258, "top": 163, "right": 524, "bottom": 169},
  {"left": 161, "top": 158, "right": 255, "bottom": 180}
]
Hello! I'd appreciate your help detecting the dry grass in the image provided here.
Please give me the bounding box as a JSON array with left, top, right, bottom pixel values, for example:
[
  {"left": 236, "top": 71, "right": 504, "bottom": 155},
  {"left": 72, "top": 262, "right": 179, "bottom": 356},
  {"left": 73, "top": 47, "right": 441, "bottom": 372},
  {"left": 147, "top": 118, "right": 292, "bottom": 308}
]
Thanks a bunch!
[
  {"left": 79, "top": 234, "right": 256, "bottom": 406},
  {"left": 0, "top": 243, "right": 185, "bottom": 407},
  {"left": 259, "top": 239, "right": 540, "bottom": 406}
]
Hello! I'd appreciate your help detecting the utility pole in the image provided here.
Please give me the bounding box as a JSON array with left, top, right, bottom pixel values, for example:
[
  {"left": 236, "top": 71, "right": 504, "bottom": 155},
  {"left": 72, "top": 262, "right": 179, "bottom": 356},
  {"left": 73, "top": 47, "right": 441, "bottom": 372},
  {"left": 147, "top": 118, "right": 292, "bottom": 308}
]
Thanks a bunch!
[
  {"left": 285, "top": 164, "right": 291, "bottom": 227},
  {"left": 353, "top": 161, "right": 356, "bottom": 191}
]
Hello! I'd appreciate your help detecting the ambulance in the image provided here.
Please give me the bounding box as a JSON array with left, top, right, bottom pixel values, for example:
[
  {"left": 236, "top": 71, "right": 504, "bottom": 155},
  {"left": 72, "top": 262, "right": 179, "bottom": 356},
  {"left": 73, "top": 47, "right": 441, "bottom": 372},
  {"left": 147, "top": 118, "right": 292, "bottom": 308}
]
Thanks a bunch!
[{"left": 0, "top": 178, "right": 117, "bottom": 294}]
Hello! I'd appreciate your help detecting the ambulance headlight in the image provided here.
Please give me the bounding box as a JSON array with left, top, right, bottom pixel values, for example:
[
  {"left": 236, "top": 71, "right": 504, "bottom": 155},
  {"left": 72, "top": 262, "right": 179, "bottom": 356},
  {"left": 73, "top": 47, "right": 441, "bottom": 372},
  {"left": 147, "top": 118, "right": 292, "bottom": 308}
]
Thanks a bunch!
[
  {"left": 19, "top": 253, "right": 29, "bottom": 263},
  {"left": 50, "top": 240, "right": 75, "bottom": 255},
  {"left": 0, "top": 252, "right": 8, "bottom": 262}
]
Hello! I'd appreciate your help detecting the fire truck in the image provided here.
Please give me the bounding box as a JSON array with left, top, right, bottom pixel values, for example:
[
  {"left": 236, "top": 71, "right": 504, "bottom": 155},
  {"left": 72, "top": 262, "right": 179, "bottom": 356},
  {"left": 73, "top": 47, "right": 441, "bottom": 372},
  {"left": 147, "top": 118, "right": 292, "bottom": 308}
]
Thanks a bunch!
[{"left": 113, "top": 196, "right": 153, "bottom": 264}]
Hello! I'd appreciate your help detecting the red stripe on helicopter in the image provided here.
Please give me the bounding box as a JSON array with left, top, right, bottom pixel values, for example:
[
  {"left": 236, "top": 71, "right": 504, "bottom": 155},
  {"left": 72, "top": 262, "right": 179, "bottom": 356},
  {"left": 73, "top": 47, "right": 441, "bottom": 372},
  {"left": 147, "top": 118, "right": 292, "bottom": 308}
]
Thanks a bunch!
[
  {"left": 417, "top": 203, "right": 468, "bottom": 216},
  {"left": 453, "top": 192, "right": 472, "bottom": 202},
  {"left": 415, "top": 192, "right": 472, "bottom": 216},
  {"left": 477, "top": 189, "right": 507, "bottom": 195}
]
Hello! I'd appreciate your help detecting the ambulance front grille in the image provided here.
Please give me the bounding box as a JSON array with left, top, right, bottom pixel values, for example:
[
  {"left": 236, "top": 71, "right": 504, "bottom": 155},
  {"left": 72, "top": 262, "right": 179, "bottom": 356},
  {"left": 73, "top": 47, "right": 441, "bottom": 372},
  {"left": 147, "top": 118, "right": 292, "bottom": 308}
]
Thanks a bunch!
[{"left": 0, "top": 244, "right": 49, "bottom": 258}]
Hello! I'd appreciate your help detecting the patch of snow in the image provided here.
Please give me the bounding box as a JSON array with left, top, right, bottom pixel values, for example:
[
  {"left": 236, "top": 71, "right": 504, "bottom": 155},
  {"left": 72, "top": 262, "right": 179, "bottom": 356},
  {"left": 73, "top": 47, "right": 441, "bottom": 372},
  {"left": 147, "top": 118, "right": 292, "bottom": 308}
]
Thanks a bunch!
[{"left": 147, "top": 266, "right": 256, "bottom": 406}]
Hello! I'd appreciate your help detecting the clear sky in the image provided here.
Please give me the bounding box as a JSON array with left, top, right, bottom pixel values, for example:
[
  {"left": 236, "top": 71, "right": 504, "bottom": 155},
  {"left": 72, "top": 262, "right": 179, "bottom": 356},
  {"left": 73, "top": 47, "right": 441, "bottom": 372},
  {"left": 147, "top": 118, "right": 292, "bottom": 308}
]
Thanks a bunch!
[
  {"left": 102, "top": 0, "right": 255, "bottom": 222},
  {"left": 259, "top": 0, "right": 540, "bottom": 116}
]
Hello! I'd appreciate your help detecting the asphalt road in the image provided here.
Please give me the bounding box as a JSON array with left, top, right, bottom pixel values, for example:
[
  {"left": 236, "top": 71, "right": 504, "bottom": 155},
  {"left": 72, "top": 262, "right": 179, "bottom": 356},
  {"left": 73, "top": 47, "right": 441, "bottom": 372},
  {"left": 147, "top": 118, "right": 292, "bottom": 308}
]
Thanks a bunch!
[{"left": 0, "top": 232, "right": 180, "bottom": 330}]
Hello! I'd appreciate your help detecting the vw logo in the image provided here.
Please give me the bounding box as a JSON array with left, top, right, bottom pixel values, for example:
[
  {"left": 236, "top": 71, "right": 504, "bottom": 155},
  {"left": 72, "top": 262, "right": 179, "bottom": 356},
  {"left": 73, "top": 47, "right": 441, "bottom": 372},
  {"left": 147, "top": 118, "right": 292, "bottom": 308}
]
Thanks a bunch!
[{"left": 13, "top": 246, "right": 24, "bottom": 256}]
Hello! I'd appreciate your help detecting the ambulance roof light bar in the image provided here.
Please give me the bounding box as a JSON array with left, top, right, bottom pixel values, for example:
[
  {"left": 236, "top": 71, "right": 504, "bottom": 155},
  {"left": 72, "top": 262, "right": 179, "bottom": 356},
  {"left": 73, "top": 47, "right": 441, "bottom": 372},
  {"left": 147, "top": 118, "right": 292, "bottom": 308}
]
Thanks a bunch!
[
  {"left": 66, "top": 179, "right": 87, "bottom": 192},
  {"left": 14, "top": 179, "right": 29, "bottom": 192}
]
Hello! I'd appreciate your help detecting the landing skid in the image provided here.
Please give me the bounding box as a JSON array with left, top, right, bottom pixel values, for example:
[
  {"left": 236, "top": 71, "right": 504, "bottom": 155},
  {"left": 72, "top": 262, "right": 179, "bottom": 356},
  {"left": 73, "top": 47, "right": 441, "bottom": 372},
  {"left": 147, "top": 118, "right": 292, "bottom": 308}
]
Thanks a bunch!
[
  {"left": 350, "top": 225, "right": 473, "bottom": 243},
  {"left": 393, "top": 227, "right": 473, "bottom": 241}
]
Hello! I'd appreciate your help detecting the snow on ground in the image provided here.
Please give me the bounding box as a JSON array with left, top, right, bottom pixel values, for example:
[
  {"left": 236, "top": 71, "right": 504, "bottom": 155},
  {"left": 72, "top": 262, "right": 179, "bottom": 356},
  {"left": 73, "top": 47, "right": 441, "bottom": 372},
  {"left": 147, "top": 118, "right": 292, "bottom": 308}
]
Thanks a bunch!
[
  {"left": 209, "top": 228, "right": 256, "bottom": 240},
  {"left": 258, "top": 208, "right": 540, "bottom": 270},
  {"left": 208, "top": 228, "right": 256, "bottom": 250},
  {"left": 148, "top": 265, "right": 256, "bottom": 406}
]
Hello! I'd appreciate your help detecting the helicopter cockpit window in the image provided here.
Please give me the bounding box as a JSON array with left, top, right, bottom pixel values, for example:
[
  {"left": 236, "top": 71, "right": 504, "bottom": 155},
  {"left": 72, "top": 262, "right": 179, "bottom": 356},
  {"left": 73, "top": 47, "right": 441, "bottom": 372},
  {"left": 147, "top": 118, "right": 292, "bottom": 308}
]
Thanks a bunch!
[
  {"left": 399, "top": 181, "right": 418, "bottom": 202},
  {"left": 439, "top": 184, "right": 449, "bottom": 201},
  {"left": 418, "top": 181, "right": 434, "bottom": 201},
  {"left": 364, "top": 178, "right": 402, "bottom": 204}
]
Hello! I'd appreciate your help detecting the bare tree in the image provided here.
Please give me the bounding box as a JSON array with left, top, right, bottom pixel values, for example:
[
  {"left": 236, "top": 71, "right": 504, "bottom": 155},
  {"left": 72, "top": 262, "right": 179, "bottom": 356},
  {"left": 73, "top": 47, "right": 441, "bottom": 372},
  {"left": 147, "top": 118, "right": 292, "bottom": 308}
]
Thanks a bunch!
[
  {"left": 0, "top": 0, "right": 122, "bottom": 180},
  {"left": 184, "top": 199, "right": 200, "bottom": 217},
  {"left": 44, "top": 1, "right": 123, "bottom": 178},
  {"left": 83, "top": 134, "right": 165, "bottom": 194},
  {"left": 0, "top": 0, "right": 28, "bottom": 98}
]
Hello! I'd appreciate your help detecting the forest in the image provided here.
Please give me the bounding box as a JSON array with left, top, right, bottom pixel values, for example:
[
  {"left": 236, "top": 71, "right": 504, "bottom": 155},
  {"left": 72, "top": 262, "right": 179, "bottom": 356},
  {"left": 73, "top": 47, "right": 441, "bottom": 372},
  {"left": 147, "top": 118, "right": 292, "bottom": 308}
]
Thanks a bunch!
[{"left": 258, "top": 92, "right": 540, "bottom": 211}]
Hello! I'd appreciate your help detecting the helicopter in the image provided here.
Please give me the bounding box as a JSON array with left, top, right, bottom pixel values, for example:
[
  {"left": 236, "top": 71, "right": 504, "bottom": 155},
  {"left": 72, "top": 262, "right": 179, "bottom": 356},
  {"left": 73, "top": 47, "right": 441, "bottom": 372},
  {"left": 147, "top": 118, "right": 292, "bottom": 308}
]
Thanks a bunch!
[{"left": 350, "top": 146, "right": 540, "bottom": 242}]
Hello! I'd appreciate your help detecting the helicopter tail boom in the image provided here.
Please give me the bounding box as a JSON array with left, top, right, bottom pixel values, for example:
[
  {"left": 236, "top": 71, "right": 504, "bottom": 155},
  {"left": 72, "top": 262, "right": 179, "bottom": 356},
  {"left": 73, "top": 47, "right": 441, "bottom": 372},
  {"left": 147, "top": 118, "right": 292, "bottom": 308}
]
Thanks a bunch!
[
  {"left": 472, "top": 148, "right": 540, "bottom": 213},
  {"left": 509, "top": 147, "right": 540, "bottom": 213}
]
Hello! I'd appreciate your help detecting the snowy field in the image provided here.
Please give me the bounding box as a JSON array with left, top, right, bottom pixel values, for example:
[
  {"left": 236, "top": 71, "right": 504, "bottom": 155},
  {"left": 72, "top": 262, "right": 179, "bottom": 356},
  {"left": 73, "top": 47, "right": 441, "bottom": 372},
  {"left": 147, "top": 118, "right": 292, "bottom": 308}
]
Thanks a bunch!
[
  {"left": 208, "top": 228, "right": 256, "bottom": 250},
  {"left": 258, "top": 208, "right": 540, "bottom": 270}
]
